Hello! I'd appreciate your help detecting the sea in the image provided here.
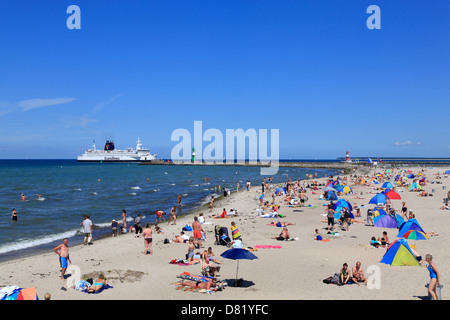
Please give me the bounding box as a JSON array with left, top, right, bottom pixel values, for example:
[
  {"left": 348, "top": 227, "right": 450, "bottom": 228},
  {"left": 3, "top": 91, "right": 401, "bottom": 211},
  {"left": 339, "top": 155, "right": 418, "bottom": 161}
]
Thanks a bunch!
[{"left": 0, "top": 159, "right": 338, "bottom": 262}]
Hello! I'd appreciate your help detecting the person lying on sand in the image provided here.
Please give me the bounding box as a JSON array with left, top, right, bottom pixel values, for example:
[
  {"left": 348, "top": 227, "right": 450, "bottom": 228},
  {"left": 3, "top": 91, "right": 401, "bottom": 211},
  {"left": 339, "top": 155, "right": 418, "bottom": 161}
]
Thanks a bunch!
[
  {"left": 175, "top": 278, "right": 219, "bottom": 291},
  {"left": 268, "top": 221, "right": 296, "bottom": 227},
  {"left": 87, "top": 274, "right": 106, "bottom": 293}
]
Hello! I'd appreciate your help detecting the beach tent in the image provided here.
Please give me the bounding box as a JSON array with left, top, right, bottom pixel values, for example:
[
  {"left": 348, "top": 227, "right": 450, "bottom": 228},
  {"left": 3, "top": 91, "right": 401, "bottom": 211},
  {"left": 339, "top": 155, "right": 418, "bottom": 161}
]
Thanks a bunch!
[
  {"left": 17, "top": 287, "right": 38, "bottom": 300},
  {"left": 374, "top": 214, "right": 398, "bottom": 228},
  {"left": 445, "top": 170, "right": 450, "bottom": 174},
  {"left": 407, "top": 174, "right": 415, "bottom": 179},
  {"left": 333, "top": 199, "right": 353, "bottom": 211},
  {"left": 373, "top": 208, "right": 387, "bottom": 218},
  {"left": 0, "top": 287, "right": 38, "bottom": 300},
  {"left": 328, "top": 191, "right": 338, "bottom": 201},
  {"left": 380, "top": 238, "right": 420, "bottom": 266},
  {"left": 342, "top": 186, "right": 353, "bottom": 194},
  {"left": 408, "top": 182, "right": 422, "bottom": 191},
  {"left": 394, "top": 214, "right": 405, "bottom": 227},
  {"left": 369, "top": 193, "right": 388, "bottom": 205},
  {"left": 397, "top": 219, "right": 425, "bottom": 238},
  {"left": 382, "top": 182, "right": 394, "bottom": 189},
  {"left": 323, "top": 186, "right": 335, "bottom": 192},
  {"left": 385, "top": 190, "right": 401, "bottom": 200},
  {"left": 333, "top": 206, "right": 355, "bottom": 220}
]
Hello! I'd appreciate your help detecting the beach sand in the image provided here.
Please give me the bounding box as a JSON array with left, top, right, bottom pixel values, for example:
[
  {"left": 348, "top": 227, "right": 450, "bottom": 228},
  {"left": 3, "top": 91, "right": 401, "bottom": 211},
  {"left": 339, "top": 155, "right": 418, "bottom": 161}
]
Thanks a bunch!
[{"left": 1, "top": 166, "right": 449, "bottom": 300}]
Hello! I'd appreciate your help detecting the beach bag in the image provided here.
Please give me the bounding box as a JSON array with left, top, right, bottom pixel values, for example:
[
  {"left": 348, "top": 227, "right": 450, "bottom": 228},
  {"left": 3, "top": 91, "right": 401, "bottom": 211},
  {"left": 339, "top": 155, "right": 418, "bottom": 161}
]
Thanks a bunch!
[
  {"left": 163, "top": 238, "right": 170, "bottom": 244},
  {"left": 323, "top": 273, "right": 340, "bottom": 284},
  {"left": 183, "top": 225, "right": 192, "bottom": 231},
  {"left": 331, "top": 273, "right": 340, "bottom": 284}
]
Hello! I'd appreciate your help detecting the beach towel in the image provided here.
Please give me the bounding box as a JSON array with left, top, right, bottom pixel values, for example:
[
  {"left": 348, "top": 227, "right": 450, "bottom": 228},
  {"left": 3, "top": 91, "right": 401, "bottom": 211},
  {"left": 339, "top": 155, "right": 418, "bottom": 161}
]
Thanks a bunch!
[
  {"left": 177, "top": 272, "right": 211, "bottom": 283},
  {"left": 170, "top": 259, "right": 199, "bottom": 266},
  {"left": 82, "top": 284, "right": 113, "bottom": 294}
]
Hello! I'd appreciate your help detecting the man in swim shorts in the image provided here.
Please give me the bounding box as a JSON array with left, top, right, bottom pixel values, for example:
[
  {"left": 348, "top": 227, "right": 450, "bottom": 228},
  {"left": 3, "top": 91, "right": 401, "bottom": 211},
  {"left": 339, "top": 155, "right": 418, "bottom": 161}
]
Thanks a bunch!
[
  {"left": 53, "top": 238, "right": 71, "bottom": 280},
  {"left": 192, "top": 216, "right": 204, "bottom": 248}
]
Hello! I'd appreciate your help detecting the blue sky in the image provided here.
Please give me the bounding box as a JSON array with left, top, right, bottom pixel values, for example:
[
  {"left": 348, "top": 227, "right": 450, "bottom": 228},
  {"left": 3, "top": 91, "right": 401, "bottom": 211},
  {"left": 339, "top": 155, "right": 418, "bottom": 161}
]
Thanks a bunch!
[{"left": 0, "top": 0, "right": 449, "bottom": 159}]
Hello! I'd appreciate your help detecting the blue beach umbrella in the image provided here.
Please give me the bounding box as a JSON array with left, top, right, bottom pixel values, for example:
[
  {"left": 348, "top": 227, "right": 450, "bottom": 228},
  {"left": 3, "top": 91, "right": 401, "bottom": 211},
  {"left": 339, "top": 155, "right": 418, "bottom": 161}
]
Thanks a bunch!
[
  {"left": 445, "top": 170, "right": 450, "bottom": 174},
  {"left": 221, "top": 248, "right": 258, "bottom": 286}
]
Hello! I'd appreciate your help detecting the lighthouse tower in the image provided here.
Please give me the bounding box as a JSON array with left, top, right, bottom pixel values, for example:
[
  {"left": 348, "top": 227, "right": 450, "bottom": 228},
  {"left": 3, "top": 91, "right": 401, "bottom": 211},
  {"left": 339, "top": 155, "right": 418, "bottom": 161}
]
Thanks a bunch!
[{"left": 346, "top": 151, "right": 350, "bottom": 162}]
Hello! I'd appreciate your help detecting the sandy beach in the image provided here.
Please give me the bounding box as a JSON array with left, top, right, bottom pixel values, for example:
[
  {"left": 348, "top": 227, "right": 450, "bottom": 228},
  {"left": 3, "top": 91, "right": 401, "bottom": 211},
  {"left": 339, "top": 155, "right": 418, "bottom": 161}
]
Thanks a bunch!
[{"left": 1, "top": 165, "right": 449, "bottom": 301}]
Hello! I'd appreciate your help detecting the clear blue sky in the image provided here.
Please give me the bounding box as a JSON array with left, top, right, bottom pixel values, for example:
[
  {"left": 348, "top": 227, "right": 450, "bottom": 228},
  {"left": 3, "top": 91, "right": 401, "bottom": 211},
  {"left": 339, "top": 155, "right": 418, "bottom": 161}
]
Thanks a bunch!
[{"left": 0, "top": 0, "right": 449, "bottom": 159}]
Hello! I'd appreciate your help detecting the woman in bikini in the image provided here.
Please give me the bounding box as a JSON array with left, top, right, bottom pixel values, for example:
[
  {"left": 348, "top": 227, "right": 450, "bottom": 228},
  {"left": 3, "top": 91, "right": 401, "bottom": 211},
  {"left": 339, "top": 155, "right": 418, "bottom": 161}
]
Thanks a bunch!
[
  {"left": 143, "top": 223, "right": 153, "bottom": 255},
  {"left": 87, "top": 274, "right": 106, "bottom": 293}
]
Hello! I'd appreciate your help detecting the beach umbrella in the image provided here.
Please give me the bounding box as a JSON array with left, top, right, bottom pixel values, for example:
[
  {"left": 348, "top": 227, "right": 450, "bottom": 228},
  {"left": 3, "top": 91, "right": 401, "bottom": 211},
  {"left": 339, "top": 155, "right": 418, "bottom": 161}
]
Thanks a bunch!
[
  {"left": 407, "top": 174, "right": 415, "bottom": 179},
  {"left": 369, "top": 193, "right": 388, "bottom": 205},
  {"left": 382, "top": 182, "right": 394, "bottom": 189},
  {"left": 385, "top": 190, "right": 401, "bottom": 200},
  {"left": 445, "top": 170, "right": 450, "bottom": 174},
  {"left": 402, "top": 230, "right": 428, "bottom": 241},
  {"left": 400, "top": 170, "right": 408, "bottom": 173},
  {"left": 397, "top": 219, "right": 425, "bottom": 238},
  {"left": 220, "top": 248, "right": 258, "bottom": 287}
]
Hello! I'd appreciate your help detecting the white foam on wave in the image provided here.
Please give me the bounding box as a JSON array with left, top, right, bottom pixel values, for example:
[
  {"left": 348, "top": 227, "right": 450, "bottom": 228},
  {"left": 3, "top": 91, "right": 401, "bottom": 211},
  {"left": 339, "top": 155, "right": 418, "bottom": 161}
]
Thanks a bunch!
[
  {"left": 169, "top": 183, "right": 176, "bottom": 186},
  {"left": 190, "top": 184, "right": 199, "bottom": 187},
  {"left": 0, "top": 229, "right": 78, "bottom": 254},
  {"left": 129, "top": 193, "right": 137, "bottom": 196},
  {"left": 130, "top": 186, "right": 141, "bottom": 190}
]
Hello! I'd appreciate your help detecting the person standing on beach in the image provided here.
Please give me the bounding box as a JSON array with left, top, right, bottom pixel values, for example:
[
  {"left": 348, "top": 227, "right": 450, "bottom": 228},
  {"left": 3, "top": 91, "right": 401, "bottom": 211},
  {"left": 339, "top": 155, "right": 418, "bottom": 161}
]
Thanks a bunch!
[
  {"left": 192, "top": 216, "right": 204, "bottom": 248},
  {"left": 327, "top": 205, "right": 335, "bottom": 231},
  {"left": 53, "top": 238, "right": 71, "bottom": 280},
  {"left": 81, "top": 215, "right": 92, "bottom": 245},
  {"left": 134, "top": 213, "right": 143, "bottom": 237},
  {"left": 143, "top": 223, "right": 153, "bottom": 255},
  {"left": 168, "top": 206, "right": 177, "bottom": 225},
  {"left": 122, "top": 209, "right": 128, "bottom": 229},
  {"left": 209, "top": 196, "right": 215, "bottom": 213},
  {"left": 425, "top": 254, "right": 440, "bottom": 300}
]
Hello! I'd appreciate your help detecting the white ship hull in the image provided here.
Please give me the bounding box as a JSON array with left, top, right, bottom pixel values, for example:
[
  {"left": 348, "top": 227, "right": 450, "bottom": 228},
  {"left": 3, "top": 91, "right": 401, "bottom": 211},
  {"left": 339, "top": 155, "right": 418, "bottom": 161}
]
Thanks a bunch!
[{"left": 77, "top": 138, "right": 157, "bottom": 162}]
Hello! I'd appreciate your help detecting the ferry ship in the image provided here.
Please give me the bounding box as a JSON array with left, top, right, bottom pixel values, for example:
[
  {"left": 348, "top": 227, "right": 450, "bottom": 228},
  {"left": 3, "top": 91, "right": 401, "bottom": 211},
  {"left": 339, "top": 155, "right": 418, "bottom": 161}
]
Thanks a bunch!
[{"left": 77, "top": 138, "right": 157, "bottom": 162}]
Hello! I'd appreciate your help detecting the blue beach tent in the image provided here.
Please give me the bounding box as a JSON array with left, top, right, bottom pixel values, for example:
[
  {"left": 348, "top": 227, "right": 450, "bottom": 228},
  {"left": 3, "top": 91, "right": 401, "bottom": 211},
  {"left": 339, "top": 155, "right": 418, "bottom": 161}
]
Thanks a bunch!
[
  {"left": 397, "top": 219, "right": 425, "bottom": 238},
  {"left": 328, "top": 191, "right": 338, "bottom": 201},
  {"left": 382, "top": 182, "right": 394, "bottom": 189},
  {"left": 369, "top": 193, "right": 388, "bottom": 205},
  {"left": 380, "top": 238, "right": 420, "bottom": 266}
]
